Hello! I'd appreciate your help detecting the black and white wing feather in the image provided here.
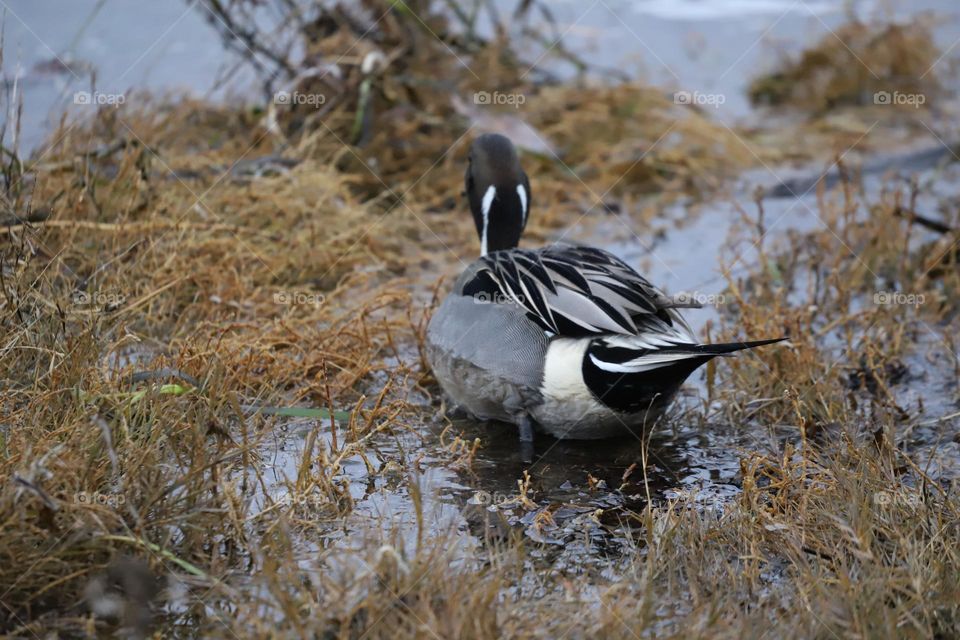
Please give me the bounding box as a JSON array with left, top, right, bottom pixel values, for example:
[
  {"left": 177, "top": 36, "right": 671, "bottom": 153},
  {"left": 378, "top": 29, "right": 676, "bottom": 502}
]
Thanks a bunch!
[
  {"left": 455, "top": 244, "right": 785, "bottom": 417},
  {"left": 461, "top": 245, "right": 697, "bottom": 344}
]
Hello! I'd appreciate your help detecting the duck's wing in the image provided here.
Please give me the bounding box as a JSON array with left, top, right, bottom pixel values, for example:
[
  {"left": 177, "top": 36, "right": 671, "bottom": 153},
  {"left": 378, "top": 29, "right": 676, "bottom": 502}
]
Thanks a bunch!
[{"left": 459, "top": 245, "right": 698, "bottom": 342}]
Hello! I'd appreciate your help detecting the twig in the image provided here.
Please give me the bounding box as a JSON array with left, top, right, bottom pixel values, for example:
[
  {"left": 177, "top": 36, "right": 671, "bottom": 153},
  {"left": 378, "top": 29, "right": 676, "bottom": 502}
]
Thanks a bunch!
[
  {"left": 124, "top": 368, "right": 201, "bottom": 388},
  {"left": 893, "top": 205, "right": 954, "bottom": 235},
  {"left": 0, "top": 219, "right": 274, "bottom": 236}
]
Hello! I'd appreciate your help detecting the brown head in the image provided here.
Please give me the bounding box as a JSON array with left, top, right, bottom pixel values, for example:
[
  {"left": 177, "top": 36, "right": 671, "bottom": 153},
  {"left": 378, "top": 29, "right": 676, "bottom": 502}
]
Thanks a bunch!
[{"left": 464, "top": 133, "right": 531, "bottom": 255}]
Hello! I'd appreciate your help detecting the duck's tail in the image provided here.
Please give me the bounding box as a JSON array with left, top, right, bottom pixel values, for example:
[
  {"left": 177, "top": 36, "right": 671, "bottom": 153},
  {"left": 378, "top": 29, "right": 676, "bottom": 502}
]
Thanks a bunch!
[
  {"left": 580, "top": 336, "right": 787, "bottom": 415},
  {"left": 686, "top": 336, "right": 788, "bottom": 356},
  {"left": 585, "top": 336, "right": 787, "bottom": 376}
]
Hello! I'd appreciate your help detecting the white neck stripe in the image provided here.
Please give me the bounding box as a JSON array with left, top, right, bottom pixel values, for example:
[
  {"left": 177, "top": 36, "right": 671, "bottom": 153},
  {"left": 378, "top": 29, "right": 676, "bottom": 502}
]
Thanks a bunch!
[
  {"left": 516, "top": 184, "right": 527, "bottom": 227},
  {"left": 480, "top": 185, "right": 496, "bottom": 256}
]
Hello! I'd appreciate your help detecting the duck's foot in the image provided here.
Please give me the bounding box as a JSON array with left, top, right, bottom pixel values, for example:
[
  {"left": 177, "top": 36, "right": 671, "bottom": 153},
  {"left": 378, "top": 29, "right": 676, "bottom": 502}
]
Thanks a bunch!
[
  {"left": 517, "top": 415, "right": 535, "bottom": 464},
  {"left": 442, "top": 401, "right": 470, "bottom": 419}
]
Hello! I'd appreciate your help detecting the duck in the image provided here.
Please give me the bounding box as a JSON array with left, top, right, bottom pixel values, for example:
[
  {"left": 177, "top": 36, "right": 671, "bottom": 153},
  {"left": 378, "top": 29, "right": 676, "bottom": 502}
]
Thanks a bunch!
[{"left": 426, "top": 133, "right": 783, "bottom": 452}]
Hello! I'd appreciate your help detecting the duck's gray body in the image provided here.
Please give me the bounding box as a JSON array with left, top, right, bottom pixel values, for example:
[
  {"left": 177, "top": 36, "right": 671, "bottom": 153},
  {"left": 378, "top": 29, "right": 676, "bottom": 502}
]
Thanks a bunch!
[
  {"left": 426, "top": 266, "right": 543, "bottom": 421},
  {"left": 427, "top": 263, "right": 680, "bottom": 439}
]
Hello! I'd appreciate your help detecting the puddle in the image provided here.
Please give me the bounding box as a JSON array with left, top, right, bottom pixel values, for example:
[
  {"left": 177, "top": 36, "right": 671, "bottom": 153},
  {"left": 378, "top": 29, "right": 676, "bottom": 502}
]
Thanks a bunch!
[{"left": 248, "top": 415, "right": 475, "bottom": 553}]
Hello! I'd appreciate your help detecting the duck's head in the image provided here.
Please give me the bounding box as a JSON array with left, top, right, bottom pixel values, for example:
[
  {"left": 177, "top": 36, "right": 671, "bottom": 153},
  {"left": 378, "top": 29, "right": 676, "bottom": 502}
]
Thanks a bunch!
[{"left": 464, "top": 133, "right": 531, "bottom": 255}]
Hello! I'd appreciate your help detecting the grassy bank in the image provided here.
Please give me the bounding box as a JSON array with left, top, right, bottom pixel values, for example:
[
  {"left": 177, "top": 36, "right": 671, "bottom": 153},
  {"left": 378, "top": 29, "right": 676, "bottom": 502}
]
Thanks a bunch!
[{"left": 1, "top": 2, "right": 959, "bottom": 637}]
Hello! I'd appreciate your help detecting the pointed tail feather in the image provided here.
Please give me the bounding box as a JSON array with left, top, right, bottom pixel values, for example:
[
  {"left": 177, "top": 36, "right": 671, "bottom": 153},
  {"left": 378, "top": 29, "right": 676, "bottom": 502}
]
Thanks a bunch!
[
  {"left": 691, "top": 337, "right": 787, "bottom": 356},
  {"left": 585, "top": 336, "right": 787, "bottom": 376},
  {"left": 582, "top": 336, "right": 787, "bottom": 414}
]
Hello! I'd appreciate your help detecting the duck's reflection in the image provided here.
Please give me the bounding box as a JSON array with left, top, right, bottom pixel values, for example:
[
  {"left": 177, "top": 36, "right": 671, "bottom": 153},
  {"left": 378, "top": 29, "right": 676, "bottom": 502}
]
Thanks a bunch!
[{"left": 450, "top": 415, "right": 694, "bottom": 508}]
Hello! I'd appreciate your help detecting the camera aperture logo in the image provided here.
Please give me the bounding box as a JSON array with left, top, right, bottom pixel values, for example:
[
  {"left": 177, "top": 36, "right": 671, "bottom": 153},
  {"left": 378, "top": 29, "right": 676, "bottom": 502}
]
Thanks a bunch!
[
  {"left": 473, "top": 90, "right": 526, "bottom": 109},
  {"left": 273, "top": 90, "right": 326, "bottom": 108}
]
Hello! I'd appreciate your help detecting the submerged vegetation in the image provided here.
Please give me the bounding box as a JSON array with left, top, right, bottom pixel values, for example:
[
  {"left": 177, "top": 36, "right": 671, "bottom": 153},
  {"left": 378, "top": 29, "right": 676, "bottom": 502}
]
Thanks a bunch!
[{"left": 1, "top": 1, "right": 958, "bottom": 637}]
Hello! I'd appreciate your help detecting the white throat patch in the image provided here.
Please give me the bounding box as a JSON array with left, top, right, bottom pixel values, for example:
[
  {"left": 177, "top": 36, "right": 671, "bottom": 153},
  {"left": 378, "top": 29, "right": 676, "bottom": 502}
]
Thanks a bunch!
[
  {"left": 480, "top": 185, "right": 497, "bottom": 256},
  {"left": 516, "top": 184, "right": 528, "bottom": 227}
]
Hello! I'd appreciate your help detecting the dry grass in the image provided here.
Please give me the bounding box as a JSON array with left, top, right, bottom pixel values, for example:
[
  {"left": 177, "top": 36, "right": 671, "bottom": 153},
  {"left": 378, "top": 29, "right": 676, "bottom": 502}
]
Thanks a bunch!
[
  {"left": 1, "top": 3, "right": 959, "bottom": 638},
  {"left": 747, "top": 17, "right": 944, "bottom": 113}
]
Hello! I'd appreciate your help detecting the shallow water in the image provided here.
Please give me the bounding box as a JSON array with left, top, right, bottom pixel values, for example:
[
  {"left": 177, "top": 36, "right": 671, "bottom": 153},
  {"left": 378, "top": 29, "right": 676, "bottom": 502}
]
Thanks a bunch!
[
  {"left": 6, "top": 0, "right": 960, "bottom": 151},
  {"left": 234, "top": 153, "right": 958, "bottom": 590},
  {"left": 493, "top": 0, "right": 960, "bottom": 117},
  {"left": 527, "top": 157, "right": 950, "bottom": 517}
]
